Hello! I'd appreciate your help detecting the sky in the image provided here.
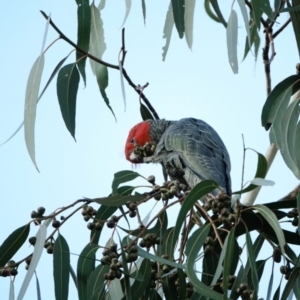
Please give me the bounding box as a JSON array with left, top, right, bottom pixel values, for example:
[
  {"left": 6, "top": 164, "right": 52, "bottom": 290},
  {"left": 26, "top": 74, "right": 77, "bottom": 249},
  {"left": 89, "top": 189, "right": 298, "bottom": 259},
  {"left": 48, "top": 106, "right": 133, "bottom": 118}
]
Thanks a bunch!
[{"left": 0, "top": 1, "right": 299, "bottom": 299}]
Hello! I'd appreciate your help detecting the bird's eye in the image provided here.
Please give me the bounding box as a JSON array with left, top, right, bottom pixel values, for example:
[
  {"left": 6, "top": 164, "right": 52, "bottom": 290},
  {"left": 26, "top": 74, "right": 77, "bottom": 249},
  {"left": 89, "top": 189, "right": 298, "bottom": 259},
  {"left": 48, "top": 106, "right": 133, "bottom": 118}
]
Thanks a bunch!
[{"left": 130, "top": 138, "right": 135, "bottom": 144}]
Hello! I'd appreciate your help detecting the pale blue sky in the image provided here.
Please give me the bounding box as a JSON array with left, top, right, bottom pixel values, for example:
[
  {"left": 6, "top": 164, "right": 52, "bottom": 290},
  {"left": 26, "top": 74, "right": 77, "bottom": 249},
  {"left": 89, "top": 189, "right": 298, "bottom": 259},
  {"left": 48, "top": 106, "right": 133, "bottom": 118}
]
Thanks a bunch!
[{"left": 0, "top": 1, "right": 298, "bottom": 299}]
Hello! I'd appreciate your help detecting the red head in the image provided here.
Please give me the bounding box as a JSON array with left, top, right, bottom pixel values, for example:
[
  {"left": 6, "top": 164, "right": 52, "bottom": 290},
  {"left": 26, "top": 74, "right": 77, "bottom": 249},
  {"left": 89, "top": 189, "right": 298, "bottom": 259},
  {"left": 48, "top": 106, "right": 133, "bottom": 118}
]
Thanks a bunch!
[{"left": 125, "top": 121, "right": 151, "bottom": 163}]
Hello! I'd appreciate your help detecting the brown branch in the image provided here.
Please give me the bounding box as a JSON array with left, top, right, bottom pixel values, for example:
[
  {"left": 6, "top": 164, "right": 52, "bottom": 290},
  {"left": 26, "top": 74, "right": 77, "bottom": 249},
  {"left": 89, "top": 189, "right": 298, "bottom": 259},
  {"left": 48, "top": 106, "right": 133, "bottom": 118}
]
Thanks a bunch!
[
  {"left": 273, "top": 18, "right": 291, "bottom": 39},
  {"left": 40, "top": 10, "right": 160, "bottom": 120}
]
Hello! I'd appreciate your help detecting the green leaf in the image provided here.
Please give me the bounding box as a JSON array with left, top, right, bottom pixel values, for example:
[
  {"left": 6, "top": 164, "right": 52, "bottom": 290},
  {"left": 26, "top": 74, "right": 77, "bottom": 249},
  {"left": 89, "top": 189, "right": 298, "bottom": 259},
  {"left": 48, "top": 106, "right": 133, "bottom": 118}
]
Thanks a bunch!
[
  {"left": 89, "top": 4, "right": 115, "bottom": 119},
  {"left": 137, "top": 246, "right": 185, "bottom": 270},
  {"left": 119, "top": 60, "right": 127, "bottom": 111},
  {"left": 261, "top": 75, "right": 299, "bottom": 129},
  {"left": 279, "top": 4, "right": 300, "bottom": 13},
  {"left": 254, "top": 204, "right": 286, "bottom": 255},
  {"left": 184, "top": 0, "right": 195, "bottom": 49},
  {"left": 261, "top": 0, "right": 274, "bottom": 20},
  {"left": 1, "top": 54, "right": 71, "bottom": 147},
  {"left": 87, "top": 264, "right": 109, "bottom": 300},
  {"left": 140, "top": 103, "right": 154, "bottom": 121},
  {"left": 77, "top": 244, "right": 99, "bottom": 300},
  {"left": 209, "top": 0, "right": 227, "bottom": 27},
  {"left": 141, "top": 0, "right": 146, "bottom": 24},
  {"left": 112, "top": 170, "right": 142, "bottom": 194},
  {"left": 53, "top": 234, "right": 70, "bottom": 300},
  {"left": 89, "top": 3, "right": 106, "bottom": 74},
  {"left": 251, "top": 0, "right": 262, "bottom": 29},
  {"left": 24, "top": 54, "right": 45, "bottom": 171},
  {"left": 57, "top": 63, "right": 80, "bottom": 139},
  {"left": 204, "top": 0, "right": 221, "bottom": 23},
  {"left": 162, "top": 2, "right": 174, "bottom": 61},
  {"left": 226, "top": 9, "right": 238, "bottom": 74},
  {"left": 171, "top": 180, "right": 217, "bottom": 258},
  {"left": 293, "top": 256, "right": 300, "bottom": 299},
  {"left": 93, "top": 194, "right": 144, "bottom": 206},
  {"left": 245, "top": 231, "right": 259, "bottom": 297},
  {"left": 233, "top": 151, "right": 268, "bottom": 195},
  {"left": 185, "top": 224, "right": 224, "bottom": 300},
  {"left": 75, "top": 0, "right": 91, "bottom": 86},
  {"left": 230, "top": 265, "right": 247, "bottom": 300},
  {"left": 0, "top": 224, "right": 30, "bottom": 267},
  {"left": 211, "top": 229, "right": 237, "bottom": 288},
  {"left": 237, "top": 0, "right": 251, "bottom": 48},
  {"left": 171, "top": 0, "right": 185, "bottom": 38},
  {"left": 17, "top": 224, "right": 47, "bottom": 300},
  {"left": 90, "top": 205, "right": 118, "bottom": 244},
  {"left": 281, "top": 266, "right": 300, "bottom": 299},
  {"left": 124, "top": 259, "right": 152, "bottom": 300},
  {"left": 120, "top": 0, "right": 132, "bottom": 28}
]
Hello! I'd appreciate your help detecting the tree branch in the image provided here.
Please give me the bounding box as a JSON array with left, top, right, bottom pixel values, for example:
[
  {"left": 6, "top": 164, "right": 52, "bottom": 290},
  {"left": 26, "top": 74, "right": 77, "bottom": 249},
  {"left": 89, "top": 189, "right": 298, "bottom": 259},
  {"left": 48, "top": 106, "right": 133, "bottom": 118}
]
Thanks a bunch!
[{"left": 40, "top": 10, "right": 160, "bottom": 120}]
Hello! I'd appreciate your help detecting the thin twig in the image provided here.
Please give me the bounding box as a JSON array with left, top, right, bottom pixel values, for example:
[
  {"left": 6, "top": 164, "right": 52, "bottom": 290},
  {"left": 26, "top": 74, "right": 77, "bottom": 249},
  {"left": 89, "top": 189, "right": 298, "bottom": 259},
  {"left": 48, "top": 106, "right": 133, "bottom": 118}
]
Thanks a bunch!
[
  {"left": 241, "top": 134, "right": 246, "bottom": 191},
  {"left": 273, "top": 18, "right": 291, "bottom": 39}
]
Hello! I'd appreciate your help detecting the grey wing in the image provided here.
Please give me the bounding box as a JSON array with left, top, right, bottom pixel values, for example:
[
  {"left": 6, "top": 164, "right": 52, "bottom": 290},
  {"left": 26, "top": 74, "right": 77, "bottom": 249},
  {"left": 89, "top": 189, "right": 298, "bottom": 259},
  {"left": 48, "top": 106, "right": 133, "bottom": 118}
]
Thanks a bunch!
[{"left": 161, "top": 118, "right": 231, "bottom": 195}]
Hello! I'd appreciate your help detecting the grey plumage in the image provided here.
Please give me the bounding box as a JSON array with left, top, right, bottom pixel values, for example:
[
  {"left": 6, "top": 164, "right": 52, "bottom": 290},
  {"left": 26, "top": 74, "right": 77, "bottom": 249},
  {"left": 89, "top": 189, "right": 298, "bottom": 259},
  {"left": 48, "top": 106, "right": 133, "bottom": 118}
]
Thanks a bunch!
[{"left": 145, "top": 118, "right": 231, "bottom": 195}]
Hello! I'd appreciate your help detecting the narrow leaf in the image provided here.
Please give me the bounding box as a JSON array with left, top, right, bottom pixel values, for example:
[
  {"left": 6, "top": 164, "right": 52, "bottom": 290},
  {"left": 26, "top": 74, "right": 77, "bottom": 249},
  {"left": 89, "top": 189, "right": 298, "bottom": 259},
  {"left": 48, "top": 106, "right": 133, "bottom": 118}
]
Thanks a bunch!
[
  {"left": 24, "top": 54, "right": 45, "bottom": 171},
  {"left": 77, "top": 244, "right": 99, "bottom": 300},
  {"left": 53, "top": 234, "right": 70, "bottom": 300},
  {"left": 171, "top": 180, "right": 217, "bottom": 257},
  {"left": 162, "top": 2, "right": 174, "bottom": 61},
  {"left": 140, "top": 103, "right": 154, "bottom": 120},
  {"left": 57, "top": 63, "right": 80, "bottom": 139},
  {"left": 76, "top": 0, "right": 91, "bottom": 85},
  {"left": 87, "top": 264, "right": 109, "bottom": 300},
  {"left": 184, "top": 0, "right": 195, "bottom": 49},
  {"left": 245, "top": 231, "right": 259, "bottom": 297},
  {"left": 254, "top": 204, "right": 286, "bottom": 255},
  {"left": 17, "top": 224, "right": 47, "bottom": 300},
  {"left": 226, "top": 9, "right": 238, "bottom": 74},
  {"left": 281, "top": 267, "right": 300, "bottom": 300},
  {"left": 185, "top": 225, "right": 223, "bottom": 300},
  {"left": 209, "top": 0, "right": 227, "bottom": 27},
  {"left": 141, "top": 0, "right": 146, "bottom": 24},
  {"left": 119, "top": 60, "right": 126, "bottom": 111},
  {"left": 204, "top": 0, "right": 221, "bottom": 23},
  {"left": 251, "top": 0, "right": 262, "bottom": 29},
  {"left": 0, "top": 224, "right": 30, "bottom": 267},
  {"left": 112, "top": 170, "right": 142, "bottom": 194},
  {"left": 98, "top": 0, "right": 106, "bottom": 10},
  {"left": 233, "top": 151, "right": 268, "bottom": 195},
  {"left": 171, "top": 0, "right": 185, "bottom": 38},
  {"left": 120, "top": 0, "right": 132, "bottom": 28},
  {"left": 250, "top": 178, "right": 275, "bottom": 186},
  {"left": 237, "top": 0, "right": 251, "bottom": 47}
]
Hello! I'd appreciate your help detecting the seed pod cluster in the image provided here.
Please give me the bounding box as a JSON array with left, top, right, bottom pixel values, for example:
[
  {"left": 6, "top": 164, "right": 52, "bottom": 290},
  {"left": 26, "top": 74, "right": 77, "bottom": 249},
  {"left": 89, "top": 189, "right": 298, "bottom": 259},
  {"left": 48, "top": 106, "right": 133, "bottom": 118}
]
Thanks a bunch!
[
  {"left": 126, "top": 202, "right": 137, "bottom": 218},
  {"left": 0, "top": 260, "right": 18, "bottom": 277},
  {"left": 81, "top": 205, "right": 97, "bottom": 222},
  {"left": 139, "top": 233, "right": 161, "bottom": 249},
  {"left": 272, "top": 247, "right": 282, "bottom": 263},
  {"left": 236, "top": 282, "right": 254, "bottom": 299},
  {"left": 44, "top": 240, "right": 54, "bottom": 254},
  {"left": 30, "top": 206, "right": 46, "bottom": 225},
  {"left": 106, "top": 215, "right": 119, "bottom": 228}
]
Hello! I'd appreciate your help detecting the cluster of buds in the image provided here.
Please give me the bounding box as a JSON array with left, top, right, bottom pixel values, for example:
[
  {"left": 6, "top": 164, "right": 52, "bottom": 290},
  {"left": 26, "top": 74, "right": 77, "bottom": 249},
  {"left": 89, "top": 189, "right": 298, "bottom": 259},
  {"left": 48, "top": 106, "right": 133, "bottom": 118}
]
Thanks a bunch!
[
  {"left": 30, "top": 206, "right": 46, "bottom": 225},
  {"left": 125, "top": 202, "right": 137, "bottom": 218},
  {"left": 101, "top": 243, "right": 122, "bottom": 281},
  {"left": 139, "top": 233, "right": 161, "bottom": 249},
  {"left": 151, "top": 180, "right": 183, "bottom": 201},
  {"left": 280, "top": 263, "right": 294, "bottom": 280},
  {"left": 125, "top": 245, "right": 138, "bottom": 263},
  {"left": 236, "top": 282, "right": 254, "bottom": 299},
  {"left": 28, "top": 235, "right": 54, "bottom": 255},
  {"left": 203, "top": 192, "right": 231, "bottom": 214},
  {"left": 287, "top": 208, "right": 299, "bottom": 227},
  {"left": 81, "top": 205, "right": 97, "bottom": 222},
  {"left": 0, "top": 260, "right": 18, "bottom": 277},
  {"left": 106, "top": 215, "right": 119, "bottom": 228}
]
